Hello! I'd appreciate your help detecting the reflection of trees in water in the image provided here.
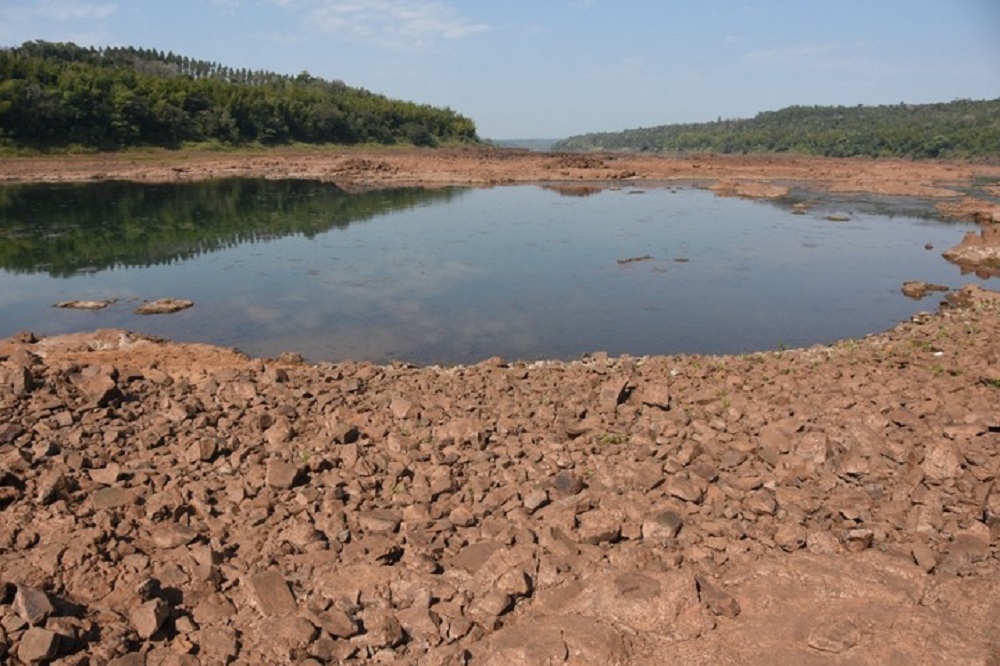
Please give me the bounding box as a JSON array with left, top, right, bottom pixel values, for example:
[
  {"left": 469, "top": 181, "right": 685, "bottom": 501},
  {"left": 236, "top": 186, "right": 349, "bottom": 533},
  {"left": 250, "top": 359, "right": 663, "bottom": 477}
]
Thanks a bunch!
[{"left": 0, "top": 179, "right": 463, "bottom": 277}]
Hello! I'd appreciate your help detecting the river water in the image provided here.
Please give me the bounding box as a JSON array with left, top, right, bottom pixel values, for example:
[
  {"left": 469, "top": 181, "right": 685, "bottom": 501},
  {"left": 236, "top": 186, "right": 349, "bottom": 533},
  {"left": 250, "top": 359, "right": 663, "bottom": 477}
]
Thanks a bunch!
[{"left": 0, "top": 179, "right": 987, "bottom": 364}]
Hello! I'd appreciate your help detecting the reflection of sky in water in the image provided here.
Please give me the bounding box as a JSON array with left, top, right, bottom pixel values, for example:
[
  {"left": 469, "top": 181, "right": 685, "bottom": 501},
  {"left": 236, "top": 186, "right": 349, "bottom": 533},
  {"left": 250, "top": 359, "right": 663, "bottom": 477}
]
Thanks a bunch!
[{"left": 0, "top": 185, "right": 990, "bottom": 364}]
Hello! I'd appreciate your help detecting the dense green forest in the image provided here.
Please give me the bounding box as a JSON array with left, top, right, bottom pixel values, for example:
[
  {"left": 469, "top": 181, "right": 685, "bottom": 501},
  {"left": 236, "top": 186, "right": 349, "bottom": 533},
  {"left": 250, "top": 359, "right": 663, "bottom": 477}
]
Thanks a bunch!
[
  {"left": 553, "top": 99, "right": 1000, "bottom": 158},
  {"left": 0, "top": 40, "right": 479, "bottom": 150}
]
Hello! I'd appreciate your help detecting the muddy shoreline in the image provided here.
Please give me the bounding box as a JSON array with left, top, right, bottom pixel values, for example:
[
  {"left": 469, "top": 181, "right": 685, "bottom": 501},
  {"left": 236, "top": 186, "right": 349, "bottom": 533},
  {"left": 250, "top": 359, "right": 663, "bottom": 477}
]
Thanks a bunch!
[{"left": 1, "top": 149, "right": 1000, "bottom": 664}]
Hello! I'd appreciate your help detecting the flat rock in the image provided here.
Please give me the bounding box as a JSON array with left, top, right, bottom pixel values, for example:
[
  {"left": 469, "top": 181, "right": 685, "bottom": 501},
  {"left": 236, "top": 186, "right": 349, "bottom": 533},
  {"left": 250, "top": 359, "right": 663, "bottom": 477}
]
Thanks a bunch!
[
  {"left": 134, "top": 298, "right": 194, "bottom": 315},
  {"left": 249, "top": 570, "right": 297, "bottom": 617},
  {"left": 55, "top": 299, "right": 115, "bottom": 310},
  {"left": 14, "top": 586, "right": 54, "bottom": 625},
  {"left": 130, "top": 598, "right": 169, "bottom": 639},
  {"left": 18, "top": 626, "right": 61, "bottom": 663},
  {"left": 92, "top": 486, "right": 136, "bottom": 510}
]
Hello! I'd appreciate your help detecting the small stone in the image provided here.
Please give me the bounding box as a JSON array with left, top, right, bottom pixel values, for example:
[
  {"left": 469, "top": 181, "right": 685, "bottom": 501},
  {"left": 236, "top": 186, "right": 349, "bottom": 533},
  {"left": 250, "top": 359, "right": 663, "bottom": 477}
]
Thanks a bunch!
[
  {"left": 922, "top": 441, "right": 963, "bottom": 481},
  {"left": 200, "top": 626, "right": 239, "bottom": 661},
  {"left": 186, "top": 438, "right": 218, "bottom": 463},
  {"left": 92, "top": 486, "right": 135, "bottom": 510},
  {"left": 14, "top": 586, "right": 55, "bottom": 625},
  {"left": 807, "top": 617, "right": 861, "bottom": 653},
  {"left": 73, "top": 366, "right": 122, "bottom": 407},
  {"left": 552, "top": 471, "right": 585, "bottom": 495},
  {"left": 330, "top": 422, "right": 360, "bottom": 445},
  {"left": 577, "top": 510, "right": 622, "bottom": 545},
  {"left": 275, "top": 615, "right": 318, "bottom": 649},
  {"left": 448, "top": 506, "right": 476, "bottom": 527},
  {"left": 89, "top": 463, "right": 123, "bottom": 486},
  {"left": 249, "top": 570, "right": 297, "bottom": 617},
  {"left": 266, "top": 460, "right": 302, "bottom": 489},
  {"left": 5, "top": 364, "right": 35, "bottom": 394},
  {"left": 664, "top": 475, "right": 705, "bottom": 503},
  {"left": 318, "top": 608, "right": 359, "bottom": 638},
  {"left": 695, "top": 575, "right": 740, "bottom": 618},
  {"left": 640, "top": 383, "right": 672, "bottom": 410},
  {"left": 497, "top": 569, "right": 533, "bottom": 598},
  {"left": 774, "top": 524, "right": 808, "bottom": 552},
  {"left": 641, "top": 510, "right": 684, "bottom": 540},
  {"left": 152, "top": 522, "right": 199, "bottom": 549},
  {"left": 18, "top": 627, "right": 61, "bottom": 663},
  {"left": 523, "top": 488, "right": 550, "bottom": 513},
  {"left": 951, "top": 532, "right": 990, "bottom": 563},
  {"left": 911, "top": 543, "right": 937, "bottom": 573},
  {"left": 757, "top": 423, "right": 791, "bottom": 453},
  {"left": 0, "top": 423, "right": 25, "bottom": 444},
  {"left": 36, "top": 471, "right": 69, "bottom": 505},
  {"left": 358, "top": 510, "right": 401, "bottom": 534},
  {"left": 470, "top": 591, "right": 513, "bottom": 618},
  {"left": 360, "top": 611, "right": 404, "bottom": 649},
  {"left": 599, "top": 377, "right": 630, "bottom": 413},
  {"left": 131, "top": 599, "right": 169, "bottom": 640},
  {"left": 843, "top": 528, "right": 874, "bottom": 552}
]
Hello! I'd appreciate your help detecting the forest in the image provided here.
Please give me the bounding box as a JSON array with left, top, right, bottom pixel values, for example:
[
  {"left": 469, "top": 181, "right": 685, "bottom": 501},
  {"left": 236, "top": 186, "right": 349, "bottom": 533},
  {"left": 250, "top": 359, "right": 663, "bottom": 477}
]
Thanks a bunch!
[
  {"left": 0, "top": 40, "right": 479, "bottom": 150},
  {"left": 553, "top": 99, "right": 1000, "bottom": 159}
]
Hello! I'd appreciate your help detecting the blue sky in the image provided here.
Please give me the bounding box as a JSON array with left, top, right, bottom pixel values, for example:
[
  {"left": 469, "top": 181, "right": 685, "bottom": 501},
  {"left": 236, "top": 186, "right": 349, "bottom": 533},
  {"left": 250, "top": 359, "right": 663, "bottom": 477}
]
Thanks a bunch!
[{"left": 2, "top": 1, "right": 998, "bottom": 139}]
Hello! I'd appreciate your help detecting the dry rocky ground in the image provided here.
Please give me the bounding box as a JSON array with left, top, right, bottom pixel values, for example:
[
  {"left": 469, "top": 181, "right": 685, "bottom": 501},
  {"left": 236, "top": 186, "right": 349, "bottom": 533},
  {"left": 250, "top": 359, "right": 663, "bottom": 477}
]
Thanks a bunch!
[{"left": 1, "top": 149, "right": 1000, "bottom": 664}]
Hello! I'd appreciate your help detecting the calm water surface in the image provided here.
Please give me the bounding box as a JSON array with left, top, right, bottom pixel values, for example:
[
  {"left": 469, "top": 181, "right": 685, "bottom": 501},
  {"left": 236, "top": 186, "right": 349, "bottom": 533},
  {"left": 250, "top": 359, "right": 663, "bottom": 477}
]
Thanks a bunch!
[{"left": 0, "top": 179, "right": 988, "bottom": 364}]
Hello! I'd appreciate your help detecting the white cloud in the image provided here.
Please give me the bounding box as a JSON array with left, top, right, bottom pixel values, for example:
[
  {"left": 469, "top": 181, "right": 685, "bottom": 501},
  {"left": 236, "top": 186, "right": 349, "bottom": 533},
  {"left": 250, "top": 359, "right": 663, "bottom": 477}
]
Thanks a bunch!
[{"left": 306, "top": 0, "right": 489, "bottom": 51}]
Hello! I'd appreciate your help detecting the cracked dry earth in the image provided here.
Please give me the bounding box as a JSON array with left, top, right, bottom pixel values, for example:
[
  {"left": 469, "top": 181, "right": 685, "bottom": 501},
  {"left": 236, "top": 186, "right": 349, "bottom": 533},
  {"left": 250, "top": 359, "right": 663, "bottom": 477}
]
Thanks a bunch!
[{"left": 1, "top": 285, "right": 1000, "bottom": 664}]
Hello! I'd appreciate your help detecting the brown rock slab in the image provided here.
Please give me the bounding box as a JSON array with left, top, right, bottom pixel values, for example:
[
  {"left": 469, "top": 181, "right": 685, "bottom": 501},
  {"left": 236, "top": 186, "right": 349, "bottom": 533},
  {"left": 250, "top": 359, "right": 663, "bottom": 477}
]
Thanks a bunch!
[
  {"left": 265, "top": 460, "right": 302, "bottom": 489},
  {"left": 151, "top": 522, "right": 199, "bottom": 549},
  {"left": 200, "top": 625, "right": 239, "bottom": 661},
  {"left": 642, "top": 509, "right": 684, "bottom": 540},
  {"left": 92, "top": 486, "right": 136, "bottom": 510},
  {"left": 357, "top": 509, "right": 401, "bottom": 534},
  {"left": 14, "top": 586, "right": 54, "bottom": 625},
  {"left": 695, "top": 575, "right": 741, "bottom": 618},
  {"left": 0, "top": 422, "right": 24, "bottom": 444},
  {"left": 807, "top": 617, "right": 861, "bottom": 653},
  {"left": 249, "top": 570, "right": 297, "bottom": 617},
  {"left": 18, "top": 626, "right": 61, "bottom": 663},
  {"left": 131, "top": 598, "right": 169, "bottom": 640}
]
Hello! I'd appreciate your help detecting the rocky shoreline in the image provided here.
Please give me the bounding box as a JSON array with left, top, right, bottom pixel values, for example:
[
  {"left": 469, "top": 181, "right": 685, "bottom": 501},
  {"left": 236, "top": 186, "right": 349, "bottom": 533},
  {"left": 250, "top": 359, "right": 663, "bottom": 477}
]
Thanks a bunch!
[
  {"left": 0, "top": 282, "right": 998, "bottom": 664},
  {"left": 1, "top": 149, "right": 1000, "bottom": 664}
]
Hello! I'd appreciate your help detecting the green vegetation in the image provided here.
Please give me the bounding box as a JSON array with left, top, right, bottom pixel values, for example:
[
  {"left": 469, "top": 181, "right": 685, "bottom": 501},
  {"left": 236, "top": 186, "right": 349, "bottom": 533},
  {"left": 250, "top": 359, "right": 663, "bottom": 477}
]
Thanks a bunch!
[
  {"left": 553, "top": 99, "right": 1000, "bottom": 158},
  {"left": 0, "top": 40, "right": 479, "bottom": 150},
  {"left": 0, "top": 179, "right": 464, "bottom": 276}
]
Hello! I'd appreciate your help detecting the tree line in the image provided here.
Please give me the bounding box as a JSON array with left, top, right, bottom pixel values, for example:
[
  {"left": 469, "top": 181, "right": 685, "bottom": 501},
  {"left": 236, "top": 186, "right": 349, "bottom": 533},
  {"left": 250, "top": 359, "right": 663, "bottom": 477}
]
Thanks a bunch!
[
  {"left": 553, "top": 99, "right": 1000, "bottom": 159},
  {"left": 0, "top": 40, "right": 480, "bottom": 149}
]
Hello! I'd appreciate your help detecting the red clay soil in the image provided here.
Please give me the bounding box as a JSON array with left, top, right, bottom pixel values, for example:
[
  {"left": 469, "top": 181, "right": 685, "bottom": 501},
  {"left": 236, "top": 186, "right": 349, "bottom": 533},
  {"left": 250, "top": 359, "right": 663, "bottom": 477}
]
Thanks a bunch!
[{"left": 1, "top": 149, "right": 1000, "bottom": 664}]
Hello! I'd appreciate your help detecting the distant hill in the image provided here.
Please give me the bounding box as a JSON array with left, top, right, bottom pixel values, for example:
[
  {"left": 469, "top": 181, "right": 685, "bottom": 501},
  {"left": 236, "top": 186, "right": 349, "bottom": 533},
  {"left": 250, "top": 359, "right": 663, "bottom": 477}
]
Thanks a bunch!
[
  {"left": 490, "top": 138, "right": 563, "bottom": 152},
  {"left": 553, "top": 99, "right": 1000, "bottom": 159},
  {"left": 0, "top": 40, "right": 479, "bottom": 150}
]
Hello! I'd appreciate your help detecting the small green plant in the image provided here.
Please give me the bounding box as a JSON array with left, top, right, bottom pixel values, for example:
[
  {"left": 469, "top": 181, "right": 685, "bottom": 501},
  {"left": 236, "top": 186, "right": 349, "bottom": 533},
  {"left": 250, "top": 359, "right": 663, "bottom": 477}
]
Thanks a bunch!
[
  {"left": 299, "top": 450, "right": 312, "bottom": 463},
  {"left": 597, "top": 432, "right": 629, "bottom": 446},
  {"left": 981, "top": 377, "right": 1000, "bottom": 390}
]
